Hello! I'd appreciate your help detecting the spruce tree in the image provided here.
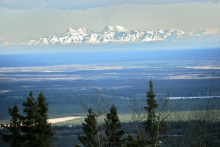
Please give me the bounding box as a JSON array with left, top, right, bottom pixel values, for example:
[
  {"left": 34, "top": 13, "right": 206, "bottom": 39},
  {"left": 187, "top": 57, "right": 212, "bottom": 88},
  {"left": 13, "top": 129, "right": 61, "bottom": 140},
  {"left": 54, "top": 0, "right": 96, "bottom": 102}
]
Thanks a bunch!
[
  {"left": 35, "top": 92, "right": 55, "bottom": 147},
  {"left": 144, "top": 80, "right": 167, "bottom": 146},
  {"left": 21, "top": 91, "right": 38, "bottom": 146},
  {"left": 103, "top": 104, "right": 126, "bottom": 147},
  {"left": 124, "top": 134, "right": 139, "bottom": 147},
  {"left": 144, "top": 79, "right": 158, "bottom": 145},
  {"left": 77, "top": 108, "right": 98, "bottom": 147},
  {"left": 125, "top": 134, "right": 134, "bottom": 146},
  {"left": 136, "top": 131, "right": 147, "bottom": 147},
  {"left": 125, "top": 131, "right": 147, "bottom": 147},
  {"left": 0, "top": 104, "right": 24, "bottom": 147},
  {"left": 0, "top": 91, "right": 54, "bottom": 147}
]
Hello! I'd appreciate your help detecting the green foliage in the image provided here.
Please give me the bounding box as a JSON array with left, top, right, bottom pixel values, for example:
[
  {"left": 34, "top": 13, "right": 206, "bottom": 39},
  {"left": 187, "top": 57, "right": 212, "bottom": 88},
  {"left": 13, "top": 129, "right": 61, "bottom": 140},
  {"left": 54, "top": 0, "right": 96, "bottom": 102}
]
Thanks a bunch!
[
  {"left": 34, "top": 92, "right": 55, "bottom": 147},
  {"left": 124, "top": 131, "right": 147, "bottom": 147},
  {"left": 144, "top": 80, "right": 167, "bottom": 146},
  {"left": 136, "top": 131, "right": 147, "bottom": 147},
  {"left": 0, "top": 104, "right": 24, "bottom": 147},
  {"left": 124, "top": 134, "right": 135, "bottom": 147},
  {"left": 0, "top": 91, "right": 54, "bottom": 147},
  {"left": 144, "top": 80, "right": 158, "bottom": 139},
  {"left": 77, "top": 108, "right": 98, "bottom": 147},
  {"left": 103, "top": 104, "right": 126, "bottom": 147},
  {"left": 21, "top": 91, "right": 38, "bottom": 146}
]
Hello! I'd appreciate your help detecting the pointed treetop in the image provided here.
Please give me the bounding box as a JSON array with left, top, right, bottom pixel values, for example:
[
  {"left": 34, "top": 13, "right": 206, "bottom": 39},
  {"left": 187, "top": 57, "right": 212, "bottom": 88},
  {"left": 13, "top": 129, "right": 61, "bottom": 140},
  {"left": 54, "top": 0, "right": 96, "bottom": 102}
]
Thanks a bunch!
[{"left": 29, "top": 91, "right": 33, "bottom": 97}]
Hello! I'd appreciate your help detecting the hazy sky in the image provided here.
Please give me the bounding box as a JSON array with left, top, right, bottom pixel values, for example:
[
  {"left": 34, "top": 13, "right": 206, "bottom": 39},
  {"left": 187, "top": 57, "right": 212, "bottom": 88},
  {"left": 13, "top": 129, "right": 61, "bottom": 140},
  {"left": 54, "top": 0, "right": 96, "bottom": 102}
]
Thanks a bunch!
[{"left": 0, "top": 0, "right": 220, "bottom": 42}]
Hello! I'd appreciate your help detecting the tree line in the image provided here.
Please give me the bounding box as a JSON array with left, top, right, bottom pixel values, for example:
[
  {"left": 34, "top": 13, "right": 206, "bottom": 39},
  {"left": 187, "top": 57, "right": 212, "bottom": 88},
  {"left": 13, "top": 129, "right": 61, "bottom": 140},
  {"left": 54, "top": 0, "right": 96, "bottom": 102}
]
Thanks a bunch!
[
  {"left": 76, "top": 79, "right": 220, "bottom": 147},
  {"left": 1, "top": 80, "right": 220, "bottom": 147}
]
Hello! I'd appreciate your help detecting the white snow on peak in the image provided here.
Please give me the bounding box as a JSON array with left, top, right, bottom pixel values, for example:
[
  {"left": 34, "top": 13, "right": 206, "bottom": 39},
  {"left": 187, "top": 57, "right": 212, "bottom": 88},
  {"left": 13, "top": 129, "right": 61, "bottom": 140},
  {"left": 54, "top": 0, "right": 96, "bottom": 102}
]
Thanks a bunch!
[
  {"left": 66, "top": 27, "right": 89, "bottom": 35},
  {"left": 158, "top": 30, "right": 164, "bottom": 33},
  {"left": 114, "top": 25, "right": 128, "bottom": 32},
  {"left": 76, "top": 28, "right": 89, "bottom": 35},
  {"left": 18, "top": 25, "right": 220, "bottom": 46},
  {"left": 102, "top": 25, "right": 128, "bottom": 33},
  {"left": 67, "top": 27, "right": 75, "bottom": 34}
]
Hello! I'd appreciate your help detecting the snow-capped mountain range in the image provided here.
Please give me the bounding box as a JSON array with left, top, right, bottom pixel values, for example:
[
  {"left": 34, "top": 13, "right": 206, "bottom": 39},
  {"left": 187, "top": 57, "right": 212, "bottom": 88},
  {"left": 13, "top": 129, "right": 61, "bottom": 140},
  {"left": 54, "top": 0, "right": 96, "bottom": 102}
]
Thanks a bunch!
[{"left": 18, "top": 25, "right": 220, "bottom": 45}]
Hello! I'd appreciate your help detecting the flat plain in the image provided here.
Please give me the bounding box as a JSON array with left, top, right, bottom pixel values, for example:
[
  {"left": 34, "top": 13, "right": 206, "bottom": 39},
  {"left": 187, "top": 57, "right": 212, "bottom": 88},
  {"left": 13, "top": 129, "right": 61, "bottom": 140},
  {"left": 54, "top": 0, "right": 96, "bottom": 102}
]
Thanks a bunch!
[{"left": 0, "top": 49, "right": 220, "bottom": 123}]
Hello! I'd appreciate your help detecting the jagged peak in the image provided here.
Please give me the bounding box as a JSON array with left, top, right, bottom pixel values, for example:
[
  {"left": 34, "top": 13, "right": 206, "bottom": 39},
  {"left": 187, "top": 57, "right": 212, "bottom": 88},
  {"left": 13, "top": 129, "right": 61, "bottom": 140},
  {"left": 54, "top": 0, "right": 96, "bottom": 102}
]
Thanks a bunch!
[
  {"left": 68, "top": 27, "right": 75, "bottom": 32},
  {"left": 15, "top": 26, "right": 220, "bottom": 46},
  {"left": 66, "top": 27, "right": 89, "bottom": 35},
  {"left": 76, "top": 28, "right": 89, "bottom": 34},
  {"left": 114, "top": 25, "right": 128, "bottom": 32},
  {"left": 65, "top": 27, "right": 75, "bottom": 34},
  {"left": 102, "top": 25, "right": 110, "bottom": 33},
  {"left": 102, "top": 25, "right": 128, "bottom": 33}
]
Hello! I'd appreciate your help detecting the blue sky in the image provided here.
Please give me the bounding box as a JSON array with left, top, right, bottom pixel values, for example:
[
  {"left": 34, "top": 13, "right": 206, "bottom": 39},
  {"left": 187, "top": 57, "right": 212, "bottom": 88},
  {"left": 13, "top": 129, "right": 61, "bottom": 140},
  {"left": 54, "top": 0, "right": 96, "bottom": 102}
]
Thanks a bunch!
[{"left": 0, "top": 0, "right": 220, "bottom": 43}]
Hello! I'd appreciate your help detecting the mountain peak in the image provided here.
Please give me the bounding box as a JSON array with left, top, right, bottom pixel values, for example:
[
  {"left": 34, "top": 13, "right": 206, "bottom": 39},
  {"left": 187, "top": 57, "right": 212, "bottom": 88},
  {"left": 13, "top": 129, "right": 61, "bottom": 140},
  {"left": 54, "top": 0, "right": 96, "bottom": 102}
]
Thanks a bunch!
[
  {"left": 66, "top": 27, "right": 75, "bottom": 34},
  {"left": 102, "top": 25, "right": 128, "bottom": 33},
  {"left": 77, "top": 28, "right": 89, "bottom": 35},
  {"left": 16, "top": 26, "right": 220, "bottom": 46},
  {"left": 114, "top": 25, "right": 128, "bottom": 32},
  {"left": 66, "top": 27, "right": 89, "bottom": 35},
  {"left": 102, "top": 25, "right": 110, "bottom": 33}
]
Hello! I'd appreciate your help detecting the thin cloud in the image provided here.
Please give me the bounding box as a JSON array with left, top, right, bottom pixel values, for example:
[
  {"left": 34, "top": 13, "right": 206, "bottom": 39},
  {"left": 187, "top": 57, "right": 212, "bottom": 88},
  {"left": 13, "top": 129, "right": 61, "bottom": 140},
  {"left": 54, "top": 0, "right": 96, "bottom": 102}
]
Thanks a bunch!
[
  {"left": 1, "top": 2, "right": 220, "bottom": 42},
  {"left": 0, "top": 0, "right": 219, "bottom": 10}
]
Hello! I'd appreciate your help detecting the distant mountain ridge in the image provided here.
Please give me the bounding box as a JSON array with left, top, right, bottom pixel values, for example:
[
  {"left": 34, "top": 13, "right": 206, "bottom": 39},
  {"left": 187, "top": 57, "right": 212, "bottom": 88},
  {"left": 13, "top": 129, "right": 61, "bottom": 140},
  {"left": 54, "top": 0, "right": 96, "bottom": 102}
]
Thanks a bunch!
[{"left": 17, "top": 25, "right": 220, "bottom": 45}]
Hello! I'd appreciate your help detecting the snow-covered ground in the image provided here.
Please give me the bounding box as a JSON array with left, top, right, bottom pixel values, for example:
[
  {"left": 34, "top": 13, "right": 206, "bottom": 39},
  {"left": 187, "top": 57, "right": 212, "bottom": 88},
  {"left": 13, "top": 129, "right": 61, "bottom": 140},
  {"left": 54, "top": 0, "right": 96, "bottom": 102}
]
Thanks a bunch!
[{"left": 48, "top": 116, "right": 83, "bottom": 123}]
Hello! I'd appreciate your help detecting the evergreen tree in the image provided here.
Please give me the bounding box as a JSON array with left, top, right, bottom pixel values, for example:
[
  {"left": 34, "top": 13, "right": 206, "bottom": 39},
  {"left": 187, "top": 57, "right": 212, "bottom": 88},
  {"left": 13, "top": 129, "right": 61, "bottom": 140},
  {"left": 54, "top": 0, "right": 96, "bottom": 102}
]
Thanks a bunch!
[
  {"left": 0, "top": 104, "right": 24, "bottom": 147},
  {"left": 144, "top": 80, "right": 167, "bottom": 146},
  {"left": 124, "top": 134, "right": 137, "bottom": 147},
  {"left": 103, "top": 104, "right": 126, "bottom": 147},
  {"left": 144, "top": 79, "right": 158, "bottom": 145},
  {"left": 77, "top": 108, "right": 98, "bottom": 147},
  {"left": 125, "top": 131, "right": 147, "bottom": 147},
  {"left": 21, "top": 91, "right": 38, "bottom": 146},
  {"left": 35, "top": 92, "right": 55, "bottom": 147},
  {"left": 126, "top": 134, "right": 134, "bottom": 144},
  {"left": 0, "top": 91, "right": 54, "bottom": 147},
  {"left": 136, "top": 131, "right": 147, "bottom": 147}
]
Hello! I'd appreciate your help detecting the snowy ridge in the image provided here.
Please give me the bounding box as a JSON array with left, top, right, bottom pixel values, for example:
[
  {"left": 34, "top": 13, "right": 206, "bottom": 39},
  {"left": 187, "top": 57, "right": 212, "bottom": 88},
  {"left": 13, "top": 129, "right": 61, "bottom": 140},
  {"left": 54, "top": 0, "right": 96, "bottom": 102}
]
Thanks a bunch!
[{"left": 19, "top": 25, "right": 220, "bottom": 45}]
